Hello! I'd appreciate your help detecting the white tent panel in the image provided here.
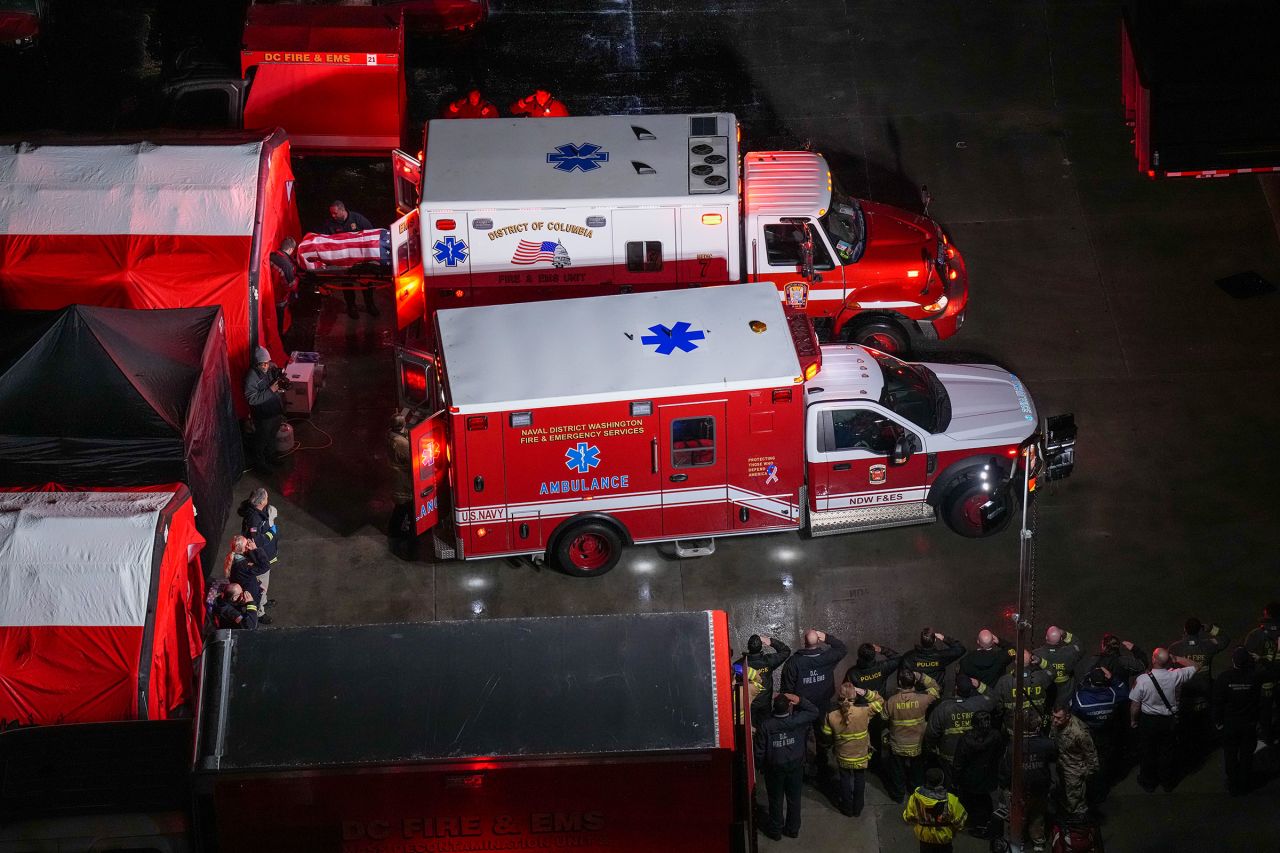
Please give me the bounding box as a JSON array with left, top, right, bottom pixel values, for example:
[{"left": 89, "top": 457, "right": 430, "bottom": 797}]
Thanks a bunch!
[
  {"left": 0, "top": 491, "right": 172, "bottom": 628},
  {"left": 0, "top": 142, "right": 263, "bottom": 237}
]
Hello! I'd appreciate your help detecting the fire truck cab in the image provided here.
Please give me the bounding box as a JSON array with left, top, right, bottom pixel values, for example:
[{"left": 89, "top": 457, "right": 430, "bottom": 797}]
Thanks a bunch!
[
  {"left": 398, "top": 284, "right": 1073, "bottom": 576},
  {"left": 390, "top": 113, "right": 968, "bottom": 353}
]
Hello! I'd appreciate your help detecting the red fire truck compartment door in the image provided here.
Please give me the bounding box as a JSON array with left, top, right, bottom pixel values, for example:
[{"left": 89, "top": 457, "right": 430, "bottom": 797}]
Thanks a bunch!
[
  {"left": 659, "top": 402, "right": 729, "bottom": 537},
  {"left": 462, "top": 415, "right": 509, "bottom": 552}
]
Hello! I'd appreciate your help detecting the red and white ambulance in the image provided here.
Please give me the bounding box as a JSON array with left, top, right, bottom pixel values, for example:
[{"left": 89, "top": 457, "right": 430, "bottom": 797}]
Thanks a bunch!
[
  {"left": 398, "top": 284, "right": 1074, "bottom": 576},
  {"left": 390, "top": 112, "right": 968, "bottom": 352}
]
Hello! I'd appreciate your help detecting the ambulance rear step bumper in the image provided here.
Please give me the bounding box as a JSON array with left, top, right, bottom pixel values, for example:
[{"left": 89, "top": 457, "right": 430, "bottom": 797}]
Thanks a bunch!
[
  {"left": 673, "top": 538, "right": 716, "bottom": 558},
  {"left": 433, "top": 530, "right": 457, "bottom": 560},
  {"left": 807, "top": 502, "right": 935, "bottom": 536}
]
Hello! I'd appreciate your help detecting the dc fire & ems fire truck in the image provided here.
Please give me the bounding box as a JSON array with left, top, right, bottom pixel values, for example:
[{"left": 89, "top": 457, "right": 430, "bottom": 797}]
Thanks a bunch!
[
  {"left": 389, "top": 113, "right": 968, "bottom": 353},
  {"left": 397, "top": 284, "right": 1074, "bottom": 576}
]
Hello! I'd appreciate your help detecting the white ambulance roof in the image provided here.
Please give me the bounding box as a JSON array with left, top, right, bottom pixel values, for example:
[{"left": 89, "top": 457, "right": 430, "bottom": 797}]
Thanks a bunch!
[
  {"left": 804, "top": 345, "right": 887, "bottom": 405},
  {"left": 438, "top": 283, "right": 802, "bottom": 413},
  {"left": 743, "top": 151, "right": 832, "bottom": 220},
  {"left": 421, "top": 113, "right": 738, "bottom": 207}
]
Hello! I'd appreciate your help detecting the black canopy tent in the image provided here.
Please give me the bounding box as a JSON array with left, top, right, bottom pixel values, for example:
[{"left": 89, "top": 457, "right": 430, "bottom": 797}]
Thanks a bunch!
[{"left": 0, "top": 305, "right": 242, "bottom": 571}]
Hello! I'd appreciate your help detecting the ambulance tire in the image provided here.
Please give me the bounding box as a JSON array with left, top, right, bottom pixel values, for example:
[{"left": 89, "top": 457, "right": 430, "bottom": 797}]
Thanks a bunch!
[
  {"left": 551, "top": 521, "right": 623, "bottom": 577},
  {"left": 941, "top": 478, "right": 1014, "bottom": 538},
  {"left": 845, "top": 318, "right": 909, "bottom": 355}
]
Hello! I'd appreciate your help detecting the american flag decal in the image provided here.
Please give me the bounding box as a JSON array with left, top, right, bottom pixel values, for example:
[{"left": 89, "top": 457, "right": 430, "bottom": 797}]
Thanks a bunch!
[{"left": 511, "top": 239, "right": 560, "bottom": 265}]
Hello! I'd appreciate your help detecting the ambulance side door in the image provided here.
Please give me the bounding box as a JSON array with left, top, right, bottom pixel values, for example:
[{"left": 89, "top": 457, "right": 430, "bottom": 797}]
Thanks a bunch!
[
  {"left": 749, "top": 216, "right": 844, "bottom": 316},
  {"left": 805, "top": 402, "right": 929, "bottom": 512},
  {"left": 425, "top": 213, "right": 473, "bottom": 300},
  {"left": 659, "top": 402, "right": 730, "bottom": 536},
  {"left": 396, "top": 346, "right": 445, "bottom": 535},
  {"left": 461, "top": 412, "right": 510, "bottom": 553},
  {"left": 613, "top": 208, "right": 677, "bottom": 289}
]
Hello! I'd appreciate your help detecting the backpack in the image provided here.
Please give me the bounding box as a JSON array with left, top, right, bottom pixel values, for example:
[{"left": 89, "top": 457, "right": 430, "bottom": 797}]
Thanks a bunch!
[{"left": 1051, "top": 818, "right": 1103, "bottom": 853}]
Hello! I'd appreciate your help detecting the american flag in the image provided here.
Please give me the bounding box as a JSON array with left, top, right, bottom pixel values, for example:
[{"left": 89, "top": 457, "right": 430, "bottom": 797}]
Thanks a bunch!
[
  {"left": 297, "top": 229, "right": 387, "bottom": 271},
  {"left": 511, "top": 239, "right": 559, "bottom": 265}
]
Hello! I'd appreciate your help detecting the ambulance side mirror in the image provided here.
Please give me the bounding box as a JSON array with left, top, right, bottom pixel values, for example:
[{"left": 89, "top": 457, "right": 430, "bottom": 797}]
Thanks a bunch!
[
  {"left": 890, "top": 433, "right": 914, "bottom": 466},
  {"left": 799, "top": 231, "right": 816, "bottom": 281}
]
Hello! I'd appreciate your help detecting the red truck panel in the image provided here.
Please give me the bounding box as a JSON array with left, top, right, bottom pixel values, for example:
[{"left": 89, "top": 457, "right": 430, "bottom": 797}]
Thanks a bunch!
[{"left": 211, "top": 754, "right": 734, "bottom": 853}]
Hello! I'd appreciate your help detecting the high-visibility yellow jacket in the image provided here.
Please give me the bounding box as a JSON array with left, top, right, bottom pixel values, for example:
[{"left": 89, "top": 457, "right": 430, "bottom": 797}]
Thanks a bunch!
[
  {"left": 902, "top": 787, "right": 967, "bottom": 844},
  {"left": 820, "top": 692, "right": 883, "bottom": 769}
]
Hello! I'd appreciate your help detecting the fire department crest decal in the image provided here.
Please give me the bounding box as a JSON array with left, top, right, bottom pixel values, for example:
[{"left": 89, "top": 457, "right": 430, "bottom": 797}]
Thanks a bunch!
[
  {"left": 869, "top": 464, "right": 887, "bottom": 485},
  {"left": 784, "top": 281, "right": 809, "bottom": 308},
  {"left": 565, "top": 441, "right": 601, "bottom": 473}
]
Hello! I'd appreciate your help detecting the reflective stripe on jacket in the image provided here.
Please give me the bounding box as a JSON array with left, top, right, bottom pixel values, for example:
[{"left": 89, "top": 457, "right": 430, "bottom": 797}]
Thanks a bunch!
[{"left": 821, "top": 693, "right": 882, "bottom": 769}]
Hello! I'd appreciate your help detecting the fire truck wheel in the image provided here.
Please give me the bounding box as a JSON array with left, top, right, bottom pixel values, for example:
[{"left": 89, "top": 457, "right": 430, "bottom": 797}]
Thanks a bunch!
[
  {"left": 552, "top": 522, "right": 623, "bottom": 577},
  {"left": 845, "top": 319, "right": 909, "bottom": 355},
  {"left": 942, "top": 478, "right": 1014, "bottom": 538}
]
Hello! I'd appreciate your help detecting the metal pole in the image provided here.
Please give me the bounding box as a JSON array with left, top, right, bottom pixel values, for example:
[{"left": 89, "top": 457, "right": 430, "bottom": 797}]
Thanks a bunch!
[{"left": 1007, "top": 444, "right": 1035, "bottom": 852}]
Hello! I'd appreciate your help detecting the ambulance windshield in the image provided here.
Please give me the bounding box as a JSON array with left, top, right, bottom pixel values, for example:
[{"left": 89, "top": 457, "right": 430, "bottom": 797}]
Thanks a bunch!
[
  {"left": 870, "top": 350, "right": 951, "bottom": 433},
  {"left": 822, "top": 182, "right": 866, "bottom": 265}
]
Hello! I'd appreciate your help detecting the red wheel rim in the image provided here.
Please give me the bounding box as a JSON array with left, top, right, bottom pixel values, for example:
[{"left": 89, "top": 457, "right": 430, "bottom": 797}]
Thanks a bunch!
[
  {"left": 961, "top": 493, "right": 989, "bottom": 529},
  {"left": 863, "top": 332, "right": 901, "bottom": 353},
  {"left": 568, "top": 533, "right": 611, "bottom": 571}
]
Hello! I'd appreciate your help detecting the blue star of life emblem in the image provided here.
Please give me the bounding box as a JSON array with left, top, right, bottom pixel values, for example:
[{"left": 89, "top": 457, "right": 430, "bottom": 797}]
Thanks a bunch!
[
  {"left": 640, "top": 321, "right": 706, "bottom": 355},
  {"left": 547, "top": 142, "right": 609, "bottom": 173},
  {"left": 432, "top": 236, "right": 468, "bottom": 266},
  {"left": 564, "top": 441, "right": 601, "bottom": 473}
]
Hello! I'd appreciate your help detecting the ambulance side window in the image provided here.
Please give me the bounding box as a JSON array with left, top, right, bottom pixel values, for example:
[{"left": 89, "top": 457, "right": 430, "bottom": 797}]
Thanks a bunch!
[
  {"left": 671, "top": 417, "right": 716, "bottom": 468},
  {"left": 763, "top": 224, "right": 833, "bottom": 270},
  {"left": 825, "top": 409, "right": 902, "bottom": 454},
  {"left": 626, "top": 241, "right": 664, "bottom": 272}
]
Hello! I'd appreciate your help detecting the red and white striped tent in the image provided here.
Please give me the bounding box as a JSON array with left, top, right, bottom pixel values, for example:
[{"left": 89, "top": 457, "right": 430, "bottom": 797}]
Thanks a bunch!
[
  {"left": 0, "top": 131, "right": 300, "bottom": 414},
  {"left": 0, "top": 485, "right": 206, "bottom": 727}
]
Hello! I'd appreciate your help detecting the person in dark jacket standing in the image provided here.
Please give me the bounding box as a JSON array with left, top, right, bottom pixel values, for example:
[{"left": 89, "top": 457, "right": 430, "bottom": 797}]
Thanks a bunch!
[
  {"left": 993, "top": 650, "right": 1055, "bottom": 724},
  {"left": 212, "top": 583, "right": 261, "bottom": 630},
  {"left": 781, "top": 629, "right": 847, "bottom": 780},
  {"left": 1243, "top": 602, "right": 1280, "bottom": 746},
  {"left": 754, "top": 693, "right": 819, "bottom": 840},
  {"left": 1069, "top": 666, "right": 1128, "bottom": 804},
  {"left": 951, "top": 710, "right": 1001, "bottom": 838},
  {"left": 960, "top": 629, "right": 1015, "bottom": 690},
  {"left": 745, "top": 633, "right": 792, "bottom": 724},
  {"left": 321, "top": 200, "right": 379, "bottom": 318},
  {"left": 387, "top": 413, "right": 416, "bottom": 560},
  {"left": 1000, "top": 709, "right": 1056, "bottom": 852},
  {"left": 1034, "top": 625, "right": 1083, "bottom": 709},
  {"left": 243, "top": 346, "right": 286, "bottom": 473},
  {"left": 1214, "top": 647, "right": 1263, "bottom": 795},
  {"left": 268, "top": 236, "right": 299, "bottom": 337},
  {"left": 1169, "top": 616, "right": 1229, "bottom": 763},
  {"left": 927, "top": 673, "right": 997, "bottom": 780},
  {"left": 845, "top": 642, "right": 902, "bottom": 696},
  {"left": 238, "top": 488, "right": 278, "bottom": 614},
  {"left": 903, "top": 628, "right": 966, "bottom": 687}
]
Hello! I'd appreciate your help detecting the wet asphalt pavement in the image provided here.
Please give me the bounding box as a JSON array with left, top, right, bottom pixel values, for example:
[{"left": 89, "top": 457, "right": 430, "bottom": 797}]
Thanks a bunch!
[{"left": 5, "top": 1, "right": 1280, "bottom": 850}]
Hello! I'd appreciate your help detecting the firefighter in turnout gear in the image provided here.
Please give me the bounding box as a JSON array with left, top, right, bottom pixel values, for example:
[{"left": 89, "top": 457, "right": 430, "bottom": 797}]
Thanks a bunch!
[
  {"left": 993, "top": 650, "right": 1055, "bottom": 726},
  {"left": 509, "top": 88, "right": 570, "bottom": 118},
  {"left": 754, "top": 693, "right": 820, "bottom": 840},
  {"left": 822, "top": 682, "right": 883, "bottom": 816},
  {"left": 1243, "top": 602, "right": 1280, "bottom": 745},
  {"left": 1033, "top": 625, "right": 1082, "bottom": 708},
  {"left": 781, "top": 630, "right": 847, "bottom": 779},
  {"left": 883, "top": 668, "right": 940, "bottom": 802},
  {"left": 741, "top": 634, "right": 792, "bottom": 725},
  {"left": 927, "top": 673, "right": 996, "bottom": 782},
  {"left": 1169, "top": 617, "right": 1230, "bottom": 761}
]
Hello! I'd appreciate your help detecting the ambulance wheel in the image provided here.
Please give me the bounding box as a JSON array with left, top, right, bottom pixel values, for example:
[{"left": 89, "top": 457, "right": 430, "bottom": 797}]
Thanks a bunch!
[
  {"left": 942, "top": 478, "right": 1014, "bottom": 538},
  {"left": 552, "top": 522, "right": 623, "bottom": 577},
  {"left": 845, "top": 319, "right": 909, "bottom": 355}
]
